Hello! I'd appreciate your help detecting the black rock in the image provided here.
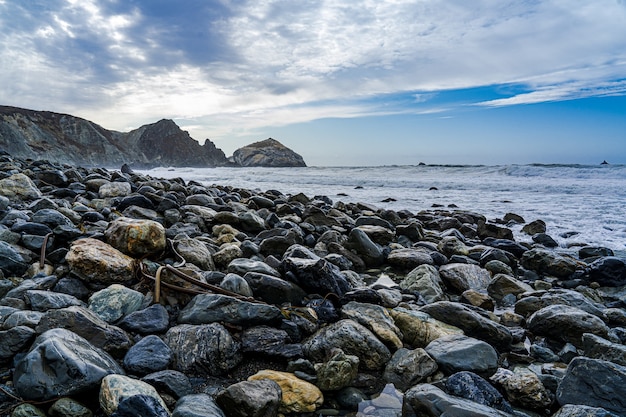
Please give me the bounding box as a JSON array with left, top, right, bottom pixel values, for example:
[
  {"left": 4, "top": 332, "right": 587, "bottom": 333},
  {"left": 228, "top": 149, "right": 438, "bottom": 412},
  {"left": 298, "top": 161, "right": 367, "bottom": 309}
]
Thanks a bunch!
[
  {"left": 118, "top": 303, "right": 170, "bottom": 335},
  {"left": 281, "top": 257, "right": 351, "bottom": 297},
  {"left": 123, "top": 335, "right": 173, "bottom": 376},
  {"left": 142, "top": 370, "right": 193, "bottom": 399},
  {"left": 446, "top": 371, "right": 514, "bottom": 413},
  {"left": 111, "top": 395, "right": 171, "bottom": 417},
  {"left": 588, "top": 256, "right": 626, "bottom": 287}
]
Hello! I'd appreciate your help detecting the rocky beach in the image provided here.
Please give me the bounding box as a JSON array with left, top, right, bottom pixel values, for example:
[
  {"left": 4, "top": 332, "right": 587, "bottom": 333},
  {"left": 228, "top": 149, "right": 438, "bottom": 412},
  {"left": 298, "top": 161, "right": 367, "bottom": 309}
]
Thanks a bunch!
[{"left": 1, "top": 153, "right": 626, "bottom": 417}]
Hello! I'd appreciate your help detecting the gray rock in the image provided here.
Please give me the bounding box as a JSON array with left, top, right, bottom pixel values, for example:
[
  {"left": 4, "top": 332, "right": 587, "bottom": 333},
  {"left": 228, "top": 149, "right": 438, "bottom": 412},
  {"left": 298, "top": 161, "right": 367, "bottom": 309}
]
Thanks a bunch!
[
  {"left": 303, "top": 319, "right": 391, "bottom": 371},
  {"left": 439, "top": 263, "right": 492, "bottom": 293},
  {"left": 13, "top": 328, "right": 123, "bottom": 401},
  {"left": 48, "top": 397, "right": 94, "bottom": 417},
  {"left": 165, "top": 323, "right": 241, "bottom": 376},
  {"left": 281, "top": 256, "right": 351, "bottom": 297},
  {"left": 520, "top": 248, "right": 578, "bottom": 278},
  {"left": 552, "top": 404, "right": 620, "bottom": 417},
  {"left": 587, "top": 257, "right": 626, "bottom": 287},
  {"left": 390, "top": 307, "right": 463, "bottom": 348},
  {"left": 1, "top": 310, "right": 43, "bottom": 329},
  {"left": 527, "top": 304, "right": 609, "bottom": 348},
  {"left": 386, "top": 248, "right": 435, "bottom": 270},
  {"left": 404, "top": 383, "right": 514, "bottom": 417},
  {"left": 178, "top": 293, "right": 282, "bottom": 326},
  {"left": 228, "top": 258, "right": 280, "bottom": 277},
  {"left": 110, "top": 395, "right": 170, "bottom": 417},
  {"left": 420, "top": 301, "right": 512, "bottom": 351},
  {"left": 24, "top": 289, "right": 85, "bottom": 311},
  {"left": 582, "top": 333, "right": 626, "bottom": 366},
  {"left": 340, "top": 301, "right": 403, "bottom": 349},
  {"left": 0, "top": 240, "right": 32, "bottom": 277},
  {"left": 0, "top": 325, "right": 36, "bottom": 362},
  {"left": 346, "top": 228, "right": 384, "bottom": 267},
  {"left": 172, "top": 236, "right": 215, "bottom": 271},
  {"left": 123, "top": 335, "right": 172, "bottom": 375},
  {"left": 489, "top": 367, "right": 552, "bottom": 410},
  {"left": 141, "top": 370, "right": 193, "bottom": 400},
  {"left": 99, "top": 374, "right": 169, "bottom": 416},
  {"left": 383, "top": 347, "right": 438, "bottom": 391},
  {"left": 35, "top": 305, "right": 132, "bottom": 357},
  {"left": 88, "top": 284, "right": 144, "bottom": 323},
  {"left": 446, "top": 371, "right": 514, "bottom": 413},
  {"left": 557, "top": 357, "right": 626, "bottom": 414},
  {"left": 356, "top": 383, "right": 403, "bottom": 417},
  {"left": 0, "top": 173, "right": 42, "bottom": 202},
  {"left": 241, "top": 325, "right": 303, "bottom": 358},
  {"left": 243, "top": 271, "right": 307, "bottom": 305},
  {"left": 117, "top": 304, "right": 170, "bottom": 335},
  {"left": 219, "top": 273, "right": 253, "bottom": 297},
  {"left": 425, "top": 334, "right": 499, "bottom": 377},
  {"left": 514, "top": 289, "right": 606, "bottom": 319},
  {"left": 32, "top": 208, "right": 74, "bottom": 228},
  {"left": 314, "top": 349, "right": 360, "bottom": 391},
  {"left": 232, "top": 138, "right": 306, "bottom": 167},
  {"left": 239, "top": 211, "right": 267, "bottom": 233},
  {"left": 172, "top": 393, "right": 226, "bottom": 417},
  {"left": 216, "top": 379, "right": 282, "bottom": 417},
  {"left": 487, "top": 274, "right": 533, "bottom": 305},
  {"left": 399, "top": 264, "right": 447, "bottom": 303}
]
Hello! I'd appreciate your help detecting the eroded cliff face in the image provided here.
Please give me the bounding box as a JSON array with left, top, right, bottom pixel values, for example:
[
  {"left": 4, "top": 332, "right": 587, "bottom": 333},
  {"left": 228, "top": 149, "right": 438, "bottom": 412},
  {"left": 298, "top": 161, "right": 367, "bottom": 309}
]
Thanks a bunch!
[
  {"left": 0, "top": 106, "right": 228, "bottom": 167},
  {"left": 232, "top": 138, "right": 307, "bottom": 167}
]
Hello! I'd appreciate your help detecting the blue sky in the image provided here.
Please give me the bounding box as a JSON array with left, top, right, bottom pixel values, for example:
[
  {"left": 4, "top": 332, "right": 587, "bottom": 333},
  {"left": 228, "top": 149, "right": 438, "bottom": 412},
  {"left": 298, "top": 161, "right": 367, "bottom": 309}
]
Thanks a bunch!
[{"left": 1, "top": 0, "right": 625, "bottom": 166}]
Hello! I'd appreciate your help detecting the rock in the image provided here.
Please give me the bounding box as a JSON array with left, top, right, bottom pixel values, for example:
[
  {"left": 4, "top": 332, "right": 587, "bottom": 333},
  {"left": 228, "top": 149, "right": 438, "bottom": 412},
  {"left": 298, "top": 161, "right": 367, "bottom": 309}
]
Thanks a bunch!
[
  {"left": 390, "top": 307, "right": 462, "bottom": 348},
  {"left": 446, "top": 371, "right": 514, "bottom": 413},
  {"left": 383, "top": 347, "right": 438, "bottom": 391},
  {"left": 487, "top": 274, "right": 533, "bottom": 305},
  {"left": 219, "top": 273, "right": 253, "bottom": 297},
  {"left": 490, "top": 367, "right": 552, "bottom": 410},
  {"left": 123, "top": 335, "right": 172, "bottom": 375},
  {"left": 172, "top": 236, "right": 215, "bottom": 271},
  {"left": 25, "top": 289, "right": 85, "bottom": 311},
  {"left": 399, "top": 264, "right": 447, "bottom": 303},
  {"left": 105, "top": 217, "right": 166, "bottom": 257},
  {"left": 172, "top": 394, "right": 225, "bottom": 417},
  {"left": 520, "top": 248, "right": 579, "bottom": 278},
  {"left": 48, "top": 397, "right": 94, "bottom": 417},
  {"left": 302, "top": 319, "right": 391, "bottom": 371},
  {"left": 532, "top": 232, "right": 559, "bottom": 247},
  {"left": 110, "top": 395, "right": 171, "bottom": 417},
  {"left": 340, "top": 301, "right": 403, "bottom": 349},
  {"left": 579, "top": 246, "right": 614, "bottom": 260},
  {"left": 557, "top": 357, "right": 626, "bottom": 414},
  {"left": 212, "top": 244, "right": 244, "bottom": 268},
  {"left": 314, "top": 349, "right": 360, "bottom": 391},
  {"left": 216, "top": 379, "right": 282, "bottom": 417},
  {"left": 404, "top": 383, "right": 513, "bottom": 417},
  {"left": 587, "top": 257, "right": 626, "bottom": 287},
  {"left": 0, "top": 325, "right": 36, "bottom": 362},
  {"left": 88, "top": 284, "right": 144, "bottom": 323},
  {"left": 552, "top": 404, "right": 620, "bottom": 417},
  {"left": 10, "top": 404, "right": 47, "bottom": 417},
  {"left": 0, "top": 240, "right": 33, "bottom": 277},
  {"left": 386, "top": 247, "right": 434, "bottom": 270},
  {"left": 438, "top": 263, "right": 492, "bottom": 293},
  {"left": 0, "top": 173, "right": 42, "bottom": 202},
  {"left": 232, "top": 138, "right": 306, "bottom": 167},
  {"left": 241, "top": 325, "right": 303, "bottom": 359},
  {"left": 117, "top": 304, "right": 170, "bottom": 335},
  {"left": 514, "top": 289, "right": 606, "bottom": 318},
  {"left": 35, "top": 305, "right": 133, "bottom": 357},
  {"left": 527, "top": 304, "right": 609, "bottom": 348},
  {"left": 522, "top": 219, "right": 547, "bottom": 235},
  {"left": 165, "top": 323, "right": 241, "bottom": 376},
  {"left": 437, "top": 236, "right": 469, "bottom": 257},
  {"left": 477, "top": 220, "right": 513, "bottom": 240},
  {"left": 582, "top": 333, "right": 626, "bottom": 366},
  {"left": 99, "top": 374, "right": 170, "bottom": 416},
  {"left": 228, "top": 258, "right": 280, "bottom": 277},
  {"left": 248, "top": 370, "right": 323, "bottom": 414},
  {"left": 356, "top": 383, "right": 403, "bottom": 416},
  {"left": 1, "top": 310, "right": 43, "bottom": 329},
  {"left": 141, "top": 370, "right": 193, "bottom": 400},
  {"left": 425, "top": 334, "right": 499, "bottom": 377},
  {"left": 420, "top": 301, "right": 512, "bottom": 351},
  {"left": 243, "top": 272, "right": 307, "bottom": 305},
  {"left": 345, "top": 228, "right": 384, "bottom": 267},
  {"left": 13, "top": 328, "right": 123, "bottom": 401},
  {"left": 281, "top": 257, "right": 351, "bottom": 297},
  {"left": 66, "top": 238, "right": 135, "bottom": 284},
  {"left": 177, "top": 293, "right": 282, "bottom": 326}
]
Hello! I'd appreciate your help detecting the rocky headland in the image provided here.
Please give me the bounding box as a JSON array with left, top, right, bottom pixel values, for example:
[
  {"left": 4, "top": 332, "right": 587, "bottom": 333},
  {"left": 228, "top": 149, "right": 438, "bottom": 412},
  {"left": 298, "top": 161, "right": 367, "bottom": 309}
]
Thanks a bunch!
[
  {"left": 0, "top": 154, "right": 625, "bottom": 417},
  {"left": 0, "top": 106, "right": 305, "bottom": 168}
]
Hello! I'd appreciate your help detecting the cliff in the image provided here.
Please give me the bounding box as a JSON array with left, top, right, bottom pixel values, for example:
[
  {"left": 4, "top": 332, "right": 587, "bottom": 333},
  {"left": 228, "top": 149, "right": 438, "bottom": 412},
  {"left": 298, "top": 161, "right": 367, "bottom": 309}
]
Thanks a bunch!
[
  {"left": 0, "top": 106, "right": 228, "bottom": 168},
  {"left": 232, "top": 138, "right": 307, "bottom": 167}
]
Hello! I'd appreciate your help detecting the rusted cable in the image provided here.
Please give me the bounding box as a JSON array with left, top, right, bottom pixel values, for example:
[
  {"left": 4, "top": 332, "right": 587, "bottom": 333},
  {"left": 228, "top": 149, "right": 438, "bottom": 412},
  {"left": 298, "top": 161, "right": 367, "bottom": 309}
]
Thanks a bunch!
[
  {"left": 40, "top": 232, "right": 52, "bottom": 269},
  {"left": 155, "top": 265, "right": 164, "bottom": 303}
]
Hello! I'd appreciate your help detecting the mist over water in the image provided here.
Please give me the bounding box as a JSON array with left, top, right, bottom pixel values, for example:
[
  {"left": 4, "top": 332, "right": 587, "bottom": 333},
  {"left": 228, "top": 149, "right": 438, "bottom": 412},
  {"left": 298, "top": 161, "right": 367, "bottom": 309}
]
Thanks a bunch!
[{"left": 142, "top": 164, "right": 626, "bottom": 255}]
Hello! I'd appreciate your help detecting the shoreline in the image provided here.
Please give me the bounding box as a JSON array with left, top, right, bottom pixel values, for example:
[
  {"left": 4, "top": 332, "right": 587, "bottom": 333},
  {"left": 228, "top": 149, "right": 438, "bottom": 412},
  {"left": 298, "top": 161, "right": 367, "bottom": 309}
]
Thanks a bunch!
[{"left": 1, "top": 155, "right": 626, "bottom": 416}]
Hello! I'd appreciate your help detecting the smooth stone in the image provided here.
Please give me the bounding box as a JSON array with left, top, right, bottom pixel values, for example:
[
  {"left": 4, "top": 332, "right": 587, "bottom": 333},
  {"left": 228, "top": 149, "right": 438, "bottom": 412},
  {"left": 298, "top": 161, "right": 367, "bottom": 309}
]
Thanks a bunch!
[
  {"left": 66, "top": 238, "right": 135, "bottom": 284},
  {"left": 340, "top": 301, "right": 403, "bottom": 349},
  {"left": 178, "top": 293, "right": 282, "bottom": 326},
  {"left": 490, "top": 367, "right": 552, "bottom": 410},
  {"left": 484, "top": 259, "right": 514, "bottom": 276},
  {"left": 281, "top": 256, "right": 351, "bottom": 297},
  {"left": 446, "top": 371, "right": 514, "bottom": 413},
  {"left": 587, "top": 257, "right": 626, "bottom": 287},
  {"left": 487, "top": 274, "right": 533, "bottom": 305},
  {"left": 104, "top": 217, "right": 166, "bottom": 257},
  {"left": 118, "top": 303, "right": 170, "bottom": 334},
  {"left": 24, "top": 289, "right": 85, "bottom": 311},
  {"left": 346, "top": 227, "right": 384, "bottom": 267},
  {"left": 141, "top": 370, "right": 193, "bottom": 400},
  {"left": 552, "top": 404, "right": 620, "bottom": 417},
  {"left": 582, "top": 333, "right": 626, "bottom": 366},
  {"left": 172, "top": 394, "right": 225, "bottom": 417},
  {"left": 437, "top": 236, "right": 469, "bottom": 257},
  {"left": 48, "top": 397, "right": 93, "bottom": 417},
  {"left": 314, "top": 349, "right": 360, "bottom": 391},
  {"left": 110, "top": 395, "right": 170, "bottom": 417},
  {"left": 88, "top": 284, "right": 144, "bottom": 323},
  {"left": 482, "top": 238, "right": 527, "bottom": 258},
  {"left": 438, "top": 263, "right": 492, "bottom": 293},
  {"left": 356, "top": 224, "right": 395, "bottom": 245},
  {"left": 404, "top": 383, "right": 513, "bottom": 417},
  {"left": 35, "top": 305, "right": 132, "bottom": 357},
  {"left": 477, "top": 220, "right": 513, "bottom": 240},
  {"left": 420, "top": 301, "right": 513, "bottom": 351},
  {"left": 527, "top": 304, "right": 610, "bottom": 348},
  {"left": 32, "top": 208, "right": 74, "bottom": 228},
  {"left": 13, "top": 328, "right": 124, "bottom": 401},
  {"left": 0, "top": 173, "right": 42, "bottom": 202},
  {"left": 243, "top": 271, "right": 307, "bottom": 305},
  {"left": 2, "top": 310, "right": 43, "bottom": 329},
  {"left": 227, "top": 258, "right": 280, "bottom": 277},
  {"left": 383, "top": 347, "right": 438, "bottom": 391},
  {"left": 241, "top": 324, "right": 303, "bottom": 358},
  {"left": 0, "top": 325, "right": 36, "bottom": 362},
  {"left": 356, "top": 383, "right": 403, "bottom": 417},
  {"left": 522, "top": 219, "right": 547, "bottom": 235},
  {"left": 302, "top": 319, "right": 391, "bottom": 371},
  {"left": 239, "top": 211, "right": 267, "bottom": 233},
  {"left": 10, "top": 404, "right": 47, "bottom": 417},
  {"left": 514, "top": 289, "right": 606, "bottom": 318},
  {"left": 557, "top": 357, "right": 626, "bottom": 414},
  {"left": 532, "top": 232, "right": 559, "bottom": 247},
  {"left": 520, "top": 248, "right": 578, "bottom": 278},
  {"left": 399, "top": 264, "right": 447, "bottom": 303},
  {"left": 99, "top": 181, "right": 132, "bottom": 198},
  {"left": 248, "top": 370, "right": 323, "bottom": 414},
  {"left": 579, "top": 246, "right": 614, "bottom": 259},
  {"left": 0, "top": 240, "right": 33, "bottom": 277},
  {"left": 99, "top": 374, "right": 169, "bottom": 416},
  {"left": 123, "top": 335, "right": 173, "bottom": 375},
  {"left": 165, "top": 323, "right": 241, "bottom": 376},
  {"left": 216, "top": 379, "right": 282, "bottom": 417},
  {"left": 219, "top": 273, "right": 253, "bottom": 297},
  {"left": 390, "top": 307, "right": 462, "bottom": 348},
  {"left": 425, "top": 334, "right": 499, "bottom": 377},
  {"left": 212, "top": 244, "right": 244, "bottom": 268},
  {"left": 172, "top": 236, "right": 215, "bottom": 271}
]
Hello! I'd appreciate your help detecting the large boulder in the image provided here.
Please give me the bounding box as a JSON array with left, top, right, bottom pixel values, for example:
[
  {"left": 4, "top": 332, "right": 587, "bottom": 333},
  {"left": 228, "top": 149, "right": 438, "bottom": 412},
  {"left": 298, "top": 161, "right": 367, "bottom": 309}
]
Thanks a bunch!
[
  {"left": 232, "top": 138, "right": 306, "bottom": 167},
  {"left": 104, "top": 217, "right": 166, "bottom": 258},
  {"left": 66, "top": 238, "right": 135, "bottom": 284}
]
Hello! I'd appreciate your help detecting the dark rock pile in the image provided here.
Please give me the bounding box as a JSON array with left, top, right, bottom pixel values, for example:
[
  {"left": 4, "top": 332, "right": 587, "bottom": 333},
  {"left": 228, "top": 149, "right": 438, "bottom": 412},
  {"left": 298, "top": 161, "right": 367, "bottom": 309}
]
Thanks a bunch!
[{"left": 1, "top": 153, "right": 626, "bottom": 417}]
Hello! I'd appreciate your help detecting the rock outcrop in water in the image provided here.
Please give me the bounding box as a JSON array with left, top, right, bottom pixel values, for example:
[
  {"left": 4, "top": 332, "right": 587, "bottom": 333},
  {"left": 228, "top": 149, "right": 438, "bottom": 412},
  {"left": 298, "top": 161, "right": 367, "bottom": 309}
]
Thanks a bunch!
[
  {"left": 232, "top": 138, "right": 307, "bottom": 167},
  {"left": 1, "top": 153, "right": 625, "bottom": 417}
]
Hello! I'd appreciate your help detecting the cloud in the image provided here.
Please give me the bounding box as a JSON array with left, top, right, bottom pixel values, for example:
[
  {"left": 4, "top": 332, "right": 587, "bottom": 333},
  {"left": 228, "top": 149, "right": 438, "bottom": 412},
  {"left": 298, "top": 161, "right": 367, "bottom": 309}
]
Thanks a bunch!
[{"left": 1, "top": 0, "right": 625, "bottom": 139}]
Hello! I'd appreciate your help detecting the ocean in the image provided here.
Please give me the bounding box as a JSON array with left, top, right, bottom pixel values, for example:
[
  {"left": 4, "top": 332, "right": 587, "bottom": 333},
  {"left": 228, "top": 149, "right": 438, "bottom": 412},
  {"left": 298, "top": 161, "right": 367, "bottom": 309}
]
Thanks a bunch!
[{"left": 140, "top": 164, "right": 626, "bottom": 257}]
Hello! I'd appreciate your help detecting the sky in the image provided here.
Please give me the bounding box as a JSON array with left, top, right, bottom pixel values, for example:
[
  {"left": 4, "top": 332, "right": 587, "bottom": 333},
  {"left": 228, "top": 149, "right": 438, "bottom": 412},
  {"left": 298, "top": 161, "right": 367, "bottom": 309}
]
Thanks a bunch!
[{"left": 1, "top": 0, "right": 625, "bottom": 166}]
